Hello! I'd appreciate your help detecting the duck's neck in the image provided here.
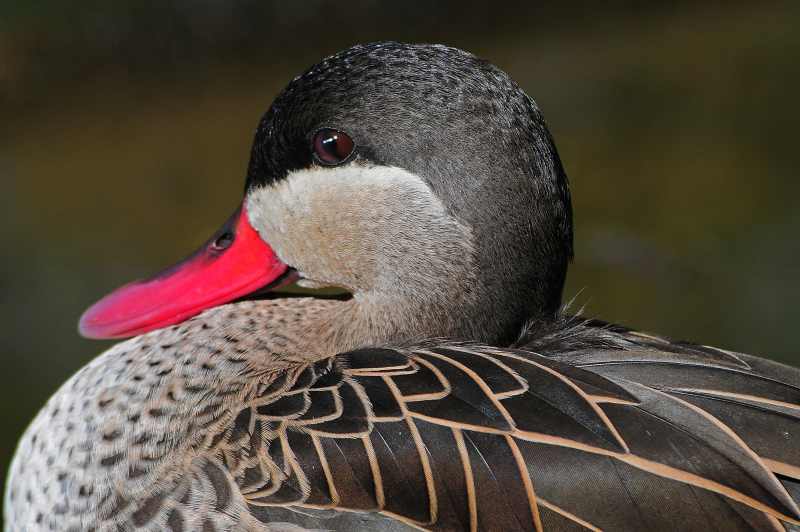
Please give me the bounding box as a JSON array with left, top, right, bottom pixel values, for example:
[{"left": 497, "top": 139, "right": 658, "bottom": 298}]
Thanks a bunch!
[
  {"left": 227, "top": 290, "right": 484, "bottom": 359},
  {"left": 213, "top": 297, "right": 381, "bottom": 358}
]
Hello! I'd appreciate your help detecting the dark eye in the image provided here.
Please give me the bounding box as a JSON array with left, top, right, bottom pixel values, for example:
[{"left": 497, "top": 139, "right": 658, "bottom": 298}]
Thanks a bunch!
[{"left": 312, "top": 128, "right": 355, "bottom": 165}]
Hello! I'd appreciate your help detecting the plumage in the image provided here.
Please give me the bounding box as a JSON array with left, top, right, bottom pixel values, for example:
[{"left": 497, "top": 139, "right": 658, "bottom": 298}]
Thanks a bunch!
[{"left": 5, "top": 42, "right": 800, "bottom": 531}]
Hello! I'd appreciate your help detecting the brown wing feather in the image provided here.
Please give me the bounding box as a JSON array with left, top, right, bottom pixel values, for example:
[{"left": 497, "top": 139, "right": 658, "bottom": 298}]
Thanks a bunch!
[{"left": 212, "top": 337, "right": 800, "bottom": 531}]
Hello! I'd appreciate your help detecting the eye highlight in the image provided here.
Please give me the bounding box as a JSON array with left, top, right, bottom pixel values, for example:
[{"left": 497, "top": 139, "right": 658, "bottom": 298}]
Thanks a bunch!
[{"left": 312, "top": 128, "right": 355, "bottom": 166}]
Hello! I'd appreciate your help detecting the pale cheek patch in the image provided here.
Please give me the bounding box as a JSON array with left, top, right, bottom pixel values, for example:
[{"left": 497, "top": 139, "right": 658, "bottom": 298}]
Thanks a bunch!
[{"left": 245, "top": 164, "right": 476, "bottom": 297}]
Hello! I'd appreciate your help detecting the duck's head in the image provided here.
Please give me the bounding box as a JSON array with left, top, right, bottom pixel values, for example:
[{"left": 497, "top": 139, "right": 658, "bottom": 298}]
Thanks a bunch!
[{"left": 79, "top": 42, "right": 573, "bottom": 347}]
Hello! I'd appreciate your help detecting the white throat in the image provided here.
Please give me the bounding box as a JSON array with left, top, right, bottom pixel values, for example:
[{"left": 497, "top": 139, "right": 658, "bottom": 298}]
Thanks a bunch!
[{"left": 246, "top": 164, "right": 474, "bottom": 295}]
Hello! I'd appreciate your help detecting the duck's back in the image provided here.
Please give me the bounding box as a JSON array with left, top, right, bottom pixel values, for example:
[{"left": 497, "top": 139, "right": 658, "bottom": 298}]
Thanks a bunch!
[
  {"left": 6, "top": 316, "right": 800, "bottom": 531},
  {"left": 234, "top": 325, "right": 800, "bottom": 531}
]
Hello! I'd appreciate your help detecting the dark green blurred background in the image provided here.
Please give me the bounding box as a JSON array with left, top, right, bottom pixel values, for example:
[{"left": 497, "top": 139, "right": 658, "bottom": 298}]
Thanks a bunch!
[{"left": 2, "top": 1, "right": 799, "bottom": 509}]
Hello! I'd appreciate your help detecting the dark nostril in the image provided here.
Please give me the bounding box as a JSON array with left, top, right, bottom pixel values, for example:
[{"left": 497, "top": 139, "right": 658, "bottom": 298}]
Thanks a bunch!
[{"left": 211, "top": 231, "right": 234, "bottom": 251}]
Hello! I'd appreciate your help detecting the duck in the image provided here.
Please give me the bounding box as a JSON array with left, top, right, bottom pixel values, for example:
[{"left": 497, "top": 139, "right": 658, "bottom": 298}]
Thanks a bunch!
[{"left": 5, "top": 42, "right": 800, "bottom": 532}]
